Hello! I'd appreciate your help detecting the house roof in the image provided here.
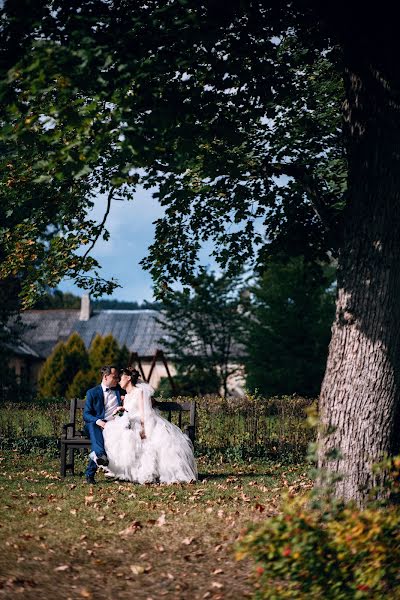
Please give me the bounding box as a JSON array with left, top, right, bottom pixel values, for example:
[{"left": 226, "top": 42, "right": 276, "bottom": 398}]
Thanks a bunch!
[
  {"left": 74, "top": 310, "right": 166, "bottom": 358},
  {"left": 18, "top": 308, "right": 166, "bottom": 359},
  {"left": 19, "top": 309, "right": 81, "bottom": 358},
  {"left": 4, "top": 339, "right": 41, "bottom": 359}
]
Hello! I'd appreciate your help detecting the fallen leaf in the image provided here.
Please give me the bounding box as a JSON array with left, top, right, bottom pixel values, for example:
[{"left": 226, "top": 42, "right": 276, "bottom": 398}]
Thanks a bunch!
[
  {"left": 119, "top": 521, "right": 142, "bottom": 536},
  {"left": 182, "top": 537, "right": 194, "bottom": 545},
  {"left": 211, "top": 581, "right": 224, "bottom": 589},
  {"left": 130, "top": 565, "right": 145, "bottom": 575},
  {"left": 54, "top": 565, "right": 70, "bottom": 572},
  {"left": 156, "top": 513, "right": 166, "bottom": 527}
]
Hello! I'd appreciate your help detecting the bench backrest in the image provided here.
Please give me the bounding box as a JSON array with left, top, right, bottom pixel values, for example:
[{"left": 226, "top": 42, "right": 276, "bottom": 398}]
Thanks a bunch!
[
  {"left": 68, "top": 398, "right": 196, "bottom": 431},
  {"left": 153, "top": 400, "right": 195, "bottom": 429}
]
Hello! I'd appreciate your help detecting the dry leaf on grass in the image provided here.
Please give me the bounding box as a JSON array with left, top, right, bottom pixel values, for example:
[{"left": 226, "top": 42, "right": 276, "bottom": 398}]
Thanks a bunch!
[
  {"left": 156, "top": 513, "right": 166, "bottom": 526},
  {"left": 119, "top": 520, "right": 143, "bottom": 536},
  {"left": 54, "top": 565, "right": 70, "bottom": 572},
  {"left": 182, "top": 537, "right": 195, "bottom": 545},
  {"left": 130, "top": 565, "right": 145, "bottom": 575}
]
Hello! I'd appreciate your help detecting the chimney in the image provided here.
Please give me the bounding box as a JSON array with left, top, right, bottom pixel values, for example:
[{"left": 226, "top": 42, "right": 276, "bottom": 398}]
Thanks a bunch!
[{"left": 79, "top": 294, "right": 91, "bottom": 321}]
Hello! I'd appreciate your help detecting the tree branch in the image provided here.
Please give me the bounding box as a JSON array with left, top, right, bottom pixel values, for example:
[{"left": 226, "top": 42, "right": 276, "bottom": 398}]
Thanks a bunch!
[
  {"left": 264, "top": 161, "right": 339, "bottom": 233},
  {"left": 81, "top": 187, "right": 115, "bottom": 262}
]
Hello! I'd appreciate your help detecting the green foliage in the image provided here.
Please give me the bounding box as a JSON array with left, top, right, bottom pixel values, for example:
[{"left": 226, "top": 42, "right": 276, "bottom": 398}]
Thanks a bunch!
[
  {"left": 160, "top": 269, "right": 248, "bottom": 397},
  {"left": 157, "top": 369, "right": 221, "bottom": 398},
  {"left": 245, "top": 257, "right": 336, "bottom": 397},
  {"left": 37, "top": 332, "right": 127, "bottom": 398},
  {"left": 38, "top": 333, "right": 89, "bottom": 397},
  {"left": 37, "top": 341, "right": 69, "bottom": 398},
  {"left": 32, "top": 289, "right": 161, "bottom": 310},
  {"left": 193, "top": 393, "right": 314, "bottom": 462},
  {"left": 65, "top": 368, "right": 97, "bottom": 400},
  {"left": 88, "top": 333, "right": 121, "bottom": 373},
  {"left": 33, "top": 289, "right": 81, "bottom": 309},
  {"left": 67, "top": 334, "right": 130, "bottom": 398},
  {"left": 0, "top": 1, "right": 346, "bottom": 305},
  {"left": 237, "top": 481, "right": 400, "bottom": 599},
  {"left": 92, "top": 299, "right": 161, "bottom": 311},
  {"left": 0, "top": 394, "right": 314, "bottom": 462},
  {"left": 118, "top": 344, "right": 131, "bottom": 370},
  {"left": 0, "top": 278, "right": 26, "bottom": 401}
]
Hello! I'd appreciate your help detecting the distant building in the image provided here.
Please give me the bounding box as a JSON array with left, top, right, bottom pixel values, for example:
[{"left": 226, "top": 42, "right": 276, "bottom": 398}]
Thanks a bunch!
[{"left": 11, "top": 295, "right": 172, "bottom": 390}]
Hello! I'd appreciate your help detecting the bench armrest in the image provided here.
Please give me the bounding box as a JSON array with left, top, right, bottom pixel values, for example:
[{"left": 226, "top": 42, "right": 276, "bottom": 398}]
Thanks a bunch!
[
  {"left": 185, "top": 424, "right": 195, "bottom": 445},
  {"left": 61, "top": 422, "right": 75, "bottom": 439}
]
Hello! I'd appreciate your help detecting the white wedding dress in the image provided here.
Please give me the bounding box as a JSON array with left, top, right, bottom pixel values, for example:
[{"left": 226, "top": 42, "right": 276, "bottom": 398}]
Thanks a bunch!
[{"left": 101, "top": 383, "right": 197, "bottom": 483}]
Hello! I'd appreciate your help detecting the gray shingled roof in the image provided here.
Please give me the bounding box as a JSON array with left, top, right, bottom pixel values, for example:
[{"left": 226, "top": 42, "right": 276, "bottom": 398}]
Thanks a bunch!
[
  {"left": 19, "top": 310, "right": 81, "bottom": 358},
  {"left": 74, "top": 310, "right": 166, "bottom": 357},
  {"left": 18, "top": 309, "right": 166, "bottom": 359}
]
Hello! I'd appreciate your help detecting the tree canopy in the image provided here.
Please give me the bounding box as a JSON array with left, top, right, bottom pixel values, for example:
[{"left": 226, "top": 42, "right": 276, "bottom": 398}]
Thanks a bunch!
[
  {"left": 245, "top": 257, "right": 335, "bottom": 397},
  {"left": 159, "top": 268, "right": 247, "bottom": 397},
  {"left": 0, "top": 0, "right": 345, "bottom": 304}
]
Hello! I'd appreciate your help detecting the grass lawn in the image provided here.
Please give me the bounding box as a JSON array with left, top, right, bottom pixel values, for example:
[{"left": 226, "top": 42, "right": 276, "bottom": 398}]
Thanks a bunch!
[{"left": 0, "top": 451, "right": 311, "bottom": 600}]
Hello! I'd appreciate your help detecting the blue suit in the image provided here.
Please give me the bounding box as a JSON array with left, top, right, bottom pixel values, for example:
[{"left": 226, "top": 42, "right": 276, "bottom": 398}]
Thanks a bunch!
[{"left": 84, "top": 384, "right": 122, "bottom": 478}]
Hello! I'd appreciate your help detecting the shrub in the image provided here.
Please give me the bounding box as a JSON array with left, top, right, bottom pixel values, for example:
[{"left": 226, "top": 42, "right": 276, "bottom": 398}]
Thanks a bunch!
[{"left": 237, "top": 462, "right": 400, "bottom": 599}]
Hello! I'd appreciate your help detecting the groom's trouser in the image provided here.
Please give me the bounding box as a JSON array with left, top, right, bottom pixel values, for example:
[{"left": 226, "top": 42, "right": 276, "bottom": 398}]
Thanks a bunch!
[{"left": 85, "top": 422, "right": 106, "bottom": 478}]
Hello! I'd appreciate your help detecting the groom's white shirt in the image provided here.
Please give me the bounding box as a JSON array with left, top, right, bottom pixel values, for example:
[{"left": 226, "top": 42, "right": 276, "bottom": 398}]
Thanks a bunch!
[{"left": 95, "top": 384, "right": 119, "bottom": 425}]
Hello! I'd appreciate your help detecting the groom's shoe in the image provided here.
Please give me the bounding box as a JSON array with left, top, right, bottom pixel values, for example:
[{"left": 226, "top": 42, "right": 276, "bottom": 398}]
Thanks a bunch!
[
  {"left": 96, "top": 454, "right": 109, "bottom": 467},
  {"left": 86, "top": 475, "right": 96, "bottom": 485}
]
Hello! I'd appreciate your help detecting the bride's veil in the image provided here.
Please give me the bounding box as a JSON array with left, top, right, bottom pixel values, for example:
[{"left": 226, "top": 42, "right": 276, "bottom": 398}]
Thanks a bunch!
[{"left": 136, "top": 381, "right": 155, "bottom": 430}]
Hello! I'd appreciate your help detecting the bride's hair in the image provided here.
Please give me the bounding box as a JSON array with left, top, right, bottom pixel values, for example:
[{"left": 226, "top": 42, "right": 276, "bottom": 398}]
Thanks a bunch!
[{"left": 120, "top": 366, "right": 140, "bottom": 386}]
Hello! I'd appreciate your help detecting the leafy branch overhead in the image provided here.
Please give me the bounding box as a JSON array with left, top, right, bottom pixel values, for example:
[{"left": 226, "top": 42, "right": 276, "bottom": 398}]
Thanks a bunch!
[{"left": 0, "top": 1, "right": 346, "bottom": 304}]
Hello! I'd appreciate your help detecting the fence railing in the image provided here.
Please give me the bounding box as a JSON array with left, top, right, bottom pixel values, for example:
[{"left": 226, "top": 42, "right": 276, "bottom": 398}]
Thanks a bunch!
[{"left": 0, "top": 394, "right": 316, "bottom": 462}]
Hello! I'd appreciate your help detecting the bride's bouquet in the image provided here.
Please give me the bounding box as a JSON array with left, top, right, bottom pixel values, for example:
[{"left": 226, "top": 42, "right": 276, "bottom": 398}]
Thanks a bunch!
[{"left": 112, "top": 407, "right": 127, "bottom": 417}]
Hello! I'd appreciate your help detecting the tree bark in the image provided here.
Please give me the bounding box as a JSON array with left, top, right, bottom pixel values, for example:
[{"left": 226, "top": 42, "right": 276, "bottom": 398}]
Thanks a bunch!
[{"left": 318, "top": 34, "right": 400, "bottom": 505}]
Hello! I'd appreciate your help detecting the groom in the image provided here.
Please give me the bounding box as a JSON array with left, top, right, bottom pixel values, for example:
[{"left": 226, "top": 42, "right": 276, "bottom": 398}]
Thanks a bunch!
[{"left": 84, "top": 365, "right": 122, "bottom": 484}]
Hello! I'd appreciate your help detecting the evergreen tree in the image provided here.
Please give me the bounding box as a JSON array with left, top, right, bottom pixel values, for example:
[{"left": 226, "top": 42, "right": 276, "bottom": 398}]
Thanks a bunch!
[
  {"left": 66, "top": 333, "right": 126, "bottom": 398},
  {"left": 64, "top": 333, "right": 89, "bottom": 380},
  {"left": 38, "top": 333, "right": 89, "bottom": 397},
  {"left": 118, "top": 344, "right": 130, "bottom": 370},
  {"left": 88, "top": 334, "right": 121, "bottom": 373},
  {"left": 245, "top": 258, "right": 336, "bottom": 397},
  {"left": 66, "top": 368, "right": 98, "bottom": 399},
  {"left": 37, "top": 341, "right": 69, "bottom": 397}
]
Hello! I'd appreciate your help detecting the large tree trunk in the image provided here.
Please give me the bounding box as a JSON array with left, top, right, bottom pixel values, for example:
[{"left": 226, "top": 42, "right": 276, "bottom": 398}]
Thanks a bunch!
[{"left": 318, "top": 34, "right": 400, "bottom": 505}]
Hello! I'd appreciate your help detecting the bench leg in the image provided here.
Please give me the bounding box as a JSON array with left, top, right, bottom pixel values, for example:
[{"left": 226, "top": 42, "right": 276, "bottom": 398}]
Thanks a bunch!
[
  {"left": 60, "top": 443, "right": 67, "bottom": 477},
  {"left": 68, "top": 448, "right": 75, "bottom": 475}
]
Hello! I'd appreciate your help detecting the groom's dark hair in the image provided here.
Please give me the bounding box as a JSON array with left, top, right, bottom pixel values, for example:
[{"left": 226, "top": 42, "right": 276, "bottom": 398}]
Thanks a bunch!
[{"left": 100, "top": 365, "right": 117, "bottom": 377}]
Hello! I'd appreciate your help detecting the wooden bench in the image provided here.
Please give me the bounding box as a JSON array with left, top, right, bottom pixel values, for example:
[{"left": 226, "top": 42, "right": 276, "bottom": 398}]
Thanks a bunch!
[{"left": 60, "top": 398, "right": 196, "bottom": 477}]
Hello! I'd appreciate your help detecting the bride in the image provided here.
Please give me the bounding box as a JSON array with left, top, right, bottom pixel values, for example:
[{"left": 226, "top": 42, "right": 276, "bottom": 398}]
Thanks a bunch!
[{"left": 96, "top": 367, "right": 197, "bottom": 483}]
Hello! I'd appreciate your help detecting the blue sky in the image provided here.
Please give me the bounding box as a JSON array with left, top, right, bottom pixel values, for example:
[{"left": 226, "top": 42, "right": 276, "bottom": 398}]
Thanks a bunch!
[
  {"left": 59, "top": 186, "right": 219, "bottom": 303},
  {"left": 59, "top": 186, "right": 163, "bottom": 302}
]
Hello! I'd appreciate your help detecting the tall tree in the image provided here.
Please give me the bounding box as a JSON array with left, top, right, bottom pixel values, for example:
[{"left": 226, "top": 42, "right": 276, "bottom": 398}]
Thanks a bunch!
[
  {"left": 1, "top": 1, "right": 399, "bottom": 503},
  {"left": 38, "top": 332, "right": 89, "bottom": 397},
  {"left": 245, "top": 257, "right": 335, "bottom": 397},
  {"left": 37, "top": 341, "right": 69, "bottom": 398},
  {"left": 160, "top": 270, "right": 247, "bottom": 398}
]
